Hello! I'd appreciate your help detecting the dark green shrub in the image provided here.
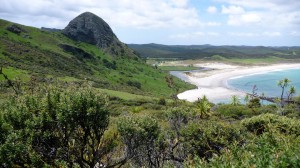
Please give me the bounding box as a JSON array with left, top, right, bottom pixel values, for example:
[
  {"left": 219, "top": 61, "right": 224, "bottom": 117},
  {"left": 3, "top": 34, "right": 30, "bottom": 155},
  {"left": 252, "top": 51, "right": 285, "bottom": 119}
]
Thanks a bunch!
[
  {"left": 256, "top": 104, "right": 277, "bottom": 114},
  {"left": 181, "top": 120, "right": 242, "bottom": 159},
  {"left": 102, "top": 58, "right": 117, "bottom": 69},
  {"left": 215, "top": 104, "right": 252, "bottom": 119},
  {"left": 158, "top": 97, "right": 166, "bottom": 105},
  {"left": 1, "top": 88, "right": 111, "bottom": 167},
  {"left": 193, "top": 132, "right": 300, "bottom": 168},
  {"left": 117, "top": 116, "right": 165, "bottom": 167},
  {"left": 242, "top": 113, "right": 300, "bottom": 135},
  {"left": 127, "top": 80, "right": 142, "bottom": 89},
  {"left": 248, "top": 97, "right": 261, "bottom": 108}
]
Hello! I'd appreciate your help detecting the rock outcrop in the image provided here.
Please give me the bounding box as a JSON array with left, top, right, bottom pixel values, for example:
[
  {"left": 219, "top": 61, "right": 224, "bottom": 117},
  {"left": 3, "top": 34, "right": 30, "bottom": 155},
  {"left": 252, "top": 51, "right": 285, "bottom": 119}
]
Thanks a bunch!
[
  {"left": 62, "top": 12, "right": 116, "bottom": 48},
  {"left": 6, "top": 24, "right": 27, "bottom": 35},
  {"left": 62, "top": 12, "right": 136, "bottom": 57}
]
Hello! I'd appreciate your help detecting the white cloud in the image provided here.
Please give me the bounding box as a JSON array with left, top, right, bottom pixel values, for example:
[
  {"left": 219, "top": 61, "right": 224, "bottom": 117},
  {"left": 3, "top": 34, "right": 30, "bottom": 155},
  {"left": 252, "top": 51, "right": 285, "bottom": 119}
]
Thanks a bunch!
[
  {"left": 221, "top": 5, "right": 245, "bottom": 15},
  {"left": 290, "top": 31, "right": 300, "bottom": 36},
  {"left": 216, "top": 0, "right": 300, "bottom": 12},
  {"left": 217, "top": 0, "right": 300, "bottom": 28},
  {"left": 228, "top": 31, "right": 282, "bottom": 37},
  {"left": 207, "top": 32, "right": 220, "bottom": 36},
  {"left": 228, "top": 32, "right": 258, "bottom": 37},
  {"left": 207, "top": 6, "right": 218, "bottom": 14},
  {"left": 0, "top": 0, "right": 202, "bottom": 29},
  {"left": 227, "top": 13, "right": 261, "bottom": 26},
  {"left": 206, "top": 22, "right": 221, "bottom": 26},
  {"left": 262, "top": 32, "right": 281, "bottom": 37},
  {"left": 170, "top": 0, "right": 188, "bottom": 7},
  {"left": 170, "top": 31, "right": 220, "bottom": 39}
]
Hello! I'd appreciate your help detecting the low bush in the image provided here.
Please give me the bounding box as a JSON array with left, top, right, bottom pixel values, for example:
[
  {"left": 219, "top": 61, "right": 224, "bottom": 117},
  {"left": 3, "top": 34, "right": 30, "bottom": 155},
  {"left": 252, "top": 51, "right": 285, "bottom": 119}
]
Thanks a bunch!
[
  {"left": 181, "top": 120, "right": 242, "bottom": 159},
  {"left": 127, "top": 80, "right": 142, "bottom": 89},
  {"left": 194, "top": 132, "right": 300, "bottom": 168},
  {"left": 215, "top": 104, "right": 252, "bottom": 119},
  {"left": 0, "top": 87, "right": 111, "bottom": 167},
  {"left": 241, "top": 113, "right": 300, "bottom": 135}
]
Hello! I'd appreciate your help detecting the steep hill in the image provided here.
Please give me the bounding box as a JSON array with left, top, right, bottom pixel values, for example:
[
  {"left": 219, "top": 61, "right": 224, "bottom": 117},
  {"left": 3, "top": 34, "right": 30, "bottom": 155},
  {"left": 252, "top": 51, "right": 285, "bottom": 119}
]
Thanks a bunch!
[
  {"left": 63, "top": 12, "right": 136, "bottom": 57},
  {"left": 0, "top": 13, "right": 194, "bottom": 97},
  {"left": 129, "top": 43, "right": 300, "bottom": 60}
]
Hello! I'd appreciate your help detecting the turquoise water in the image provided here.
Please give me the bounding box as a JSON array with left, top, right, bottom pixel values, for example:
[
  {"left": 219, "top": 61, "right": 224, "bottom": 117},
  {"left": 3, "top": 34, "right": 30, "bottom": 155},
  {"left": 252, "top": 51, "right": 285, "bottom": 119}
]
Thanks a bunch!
[{"left": 228, "top": 68, "right": 300, "bottom": 98}]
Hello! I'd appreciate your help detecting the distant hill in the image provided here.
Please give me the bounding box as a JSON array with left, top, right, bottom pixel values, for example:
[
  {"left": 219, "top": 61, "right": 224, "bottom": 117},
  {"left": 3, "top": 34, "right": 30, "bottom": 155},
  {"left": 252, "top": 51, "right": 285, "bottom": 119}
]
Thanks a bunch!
[
  {"left": 0, "top": 13, "right": 194, "bottom": 97},
  {"left": 128, "top": 43, "right": 300, "bottom": 59}
]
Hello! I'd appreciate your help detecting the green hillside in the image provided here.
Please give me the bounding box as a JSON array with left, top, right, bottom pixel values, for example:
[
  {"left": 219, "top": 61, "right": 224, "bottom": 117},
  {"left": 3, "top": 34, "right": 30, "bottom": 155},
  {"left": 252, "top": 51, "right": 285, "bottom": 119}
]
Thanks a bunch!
[
  {"left": 129, "top": 43, "right": 300, "bottom": 60},
  {"left": 0, "top": 19, "right": 194, "bottom": 98}
]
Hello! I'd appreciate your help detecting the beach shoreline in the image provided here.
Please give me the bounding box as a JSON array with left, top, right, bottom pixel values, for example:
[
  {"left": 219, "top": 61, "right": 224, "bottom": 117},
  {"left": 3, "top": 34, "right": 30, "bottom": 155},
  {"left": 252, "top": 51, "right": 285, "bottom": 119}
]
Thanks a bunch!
[{"left": 176, "top": 63, "right": 300, "bottom": 102}]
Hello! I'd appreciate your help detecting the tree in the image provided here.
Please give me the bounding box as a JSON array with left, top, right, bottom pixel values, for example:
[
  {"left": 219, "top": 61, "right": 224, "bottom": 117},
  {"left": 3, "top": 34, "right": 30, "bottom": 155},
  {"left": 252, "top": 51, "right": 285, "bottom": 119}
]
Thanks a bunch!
[
  {"left": 287, "top": 86, "right": 296, "bottom": 101},
  {"left": 277, "top": 78, "right": 291, "bottom": 107},
  {"left": 248, "top": 97, "right": 261, "bottom": 113},
  {"left": 261, "top": 92, "right": 265, "bottom": 105},
  {"left": 195, "top": 95, "right": 211, "bottom": 118},
  {"left": 244, "top": 94, "right": 250, "bottom": 104},
  {"left": 165, "top": 75, "right": 179, "bottom": 101},
  {"left": 251, "top": 85, "right": 258, "bottom": 100},
  {"left": 231, "top": 95, "right": 240, "bottom": 106},
  {"left": 117, "top": 116, "right": 165, "bottom": 167},
  {"left": 1, "top": 88, "right": 112, "bottom": 167}
]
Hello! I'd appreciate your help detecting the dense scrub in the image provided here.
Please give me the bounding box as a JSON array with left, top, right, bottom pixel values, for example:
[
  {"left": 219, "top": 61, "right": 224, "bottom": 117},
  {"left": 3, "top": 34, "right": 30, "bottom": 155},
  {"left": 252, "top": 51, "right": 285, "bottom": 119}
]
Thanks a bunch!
[{"left": 1, "top": 85, "right": 300, "bottom": 167}]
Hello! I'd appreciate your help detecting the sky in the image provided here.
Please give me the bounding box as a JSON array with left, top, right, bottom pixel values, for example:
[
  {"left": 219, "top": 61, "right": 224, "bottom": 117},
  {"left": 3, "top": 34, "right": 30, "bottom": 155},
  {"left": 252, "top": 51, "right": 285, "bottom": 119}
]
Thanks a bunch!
[{"left": 0, "top": 0, "right": 300, "bottom": 46}]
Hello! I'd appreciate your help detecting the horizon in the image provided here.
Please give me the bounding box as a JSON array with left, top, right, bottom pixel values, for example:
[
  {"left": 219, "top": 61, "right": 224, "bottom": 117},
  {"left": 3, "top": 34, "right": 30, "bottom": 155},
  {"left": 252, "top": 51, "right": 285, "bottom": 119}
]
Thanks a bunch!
[
  {"left": 128, "top": 43, "right": 300, "bottom": 47},
  {"left": 1, "top": 0, "right": 299, "bottom": 46}
]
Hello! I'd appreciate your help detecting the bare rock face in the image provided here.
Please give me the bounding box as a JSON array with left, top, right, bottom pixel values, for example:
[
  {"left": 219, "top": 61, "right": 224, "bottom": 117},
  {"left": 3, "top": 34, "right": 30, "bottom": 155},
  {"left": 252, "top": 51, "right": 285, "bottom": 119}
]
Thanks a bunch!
[
  {"left": 62, "top": 12, "right": 117, "bottom": 48},
  {"left": 62, "top": 12, "right": 136, "bottom": 58},
  {"left": 6, "top": 24, "right": 27, "bottom": 35}
]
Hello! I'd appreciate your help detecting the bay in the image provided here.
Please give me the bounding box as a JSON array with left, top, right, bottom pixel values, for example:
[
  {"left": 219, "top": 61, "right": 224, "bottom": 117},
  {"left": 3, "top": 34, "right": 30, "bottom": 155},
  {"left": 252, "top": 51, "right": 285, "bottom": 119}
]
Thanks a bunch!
[{"left": 227, "top": 68, "right": 300, "bottom": 98}]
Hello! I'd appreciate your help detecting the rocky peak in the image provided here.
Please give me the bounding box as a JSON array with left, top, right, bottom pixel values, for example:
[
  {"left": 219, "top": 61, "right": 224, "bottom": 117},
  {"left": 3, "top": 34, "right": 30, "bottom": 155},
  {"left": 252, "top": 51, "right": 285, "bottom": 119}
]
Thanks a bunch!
[
  {"left": 62, "top": 12, "right": 116, "bottom": 48},
  {"left": 62, "top": 12, "right": 136, "bottom": 57}
]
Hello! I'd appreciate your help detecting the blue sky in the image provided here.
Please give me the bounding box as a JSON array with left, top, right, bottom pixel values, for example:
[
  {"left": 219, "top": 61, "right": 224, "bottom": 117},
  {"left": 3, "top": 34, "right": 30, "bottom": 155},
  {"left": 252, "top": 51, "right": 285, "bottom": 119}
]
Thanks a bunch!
[{"left": 0, "top": 0, "right": 300, "bottom": 46}]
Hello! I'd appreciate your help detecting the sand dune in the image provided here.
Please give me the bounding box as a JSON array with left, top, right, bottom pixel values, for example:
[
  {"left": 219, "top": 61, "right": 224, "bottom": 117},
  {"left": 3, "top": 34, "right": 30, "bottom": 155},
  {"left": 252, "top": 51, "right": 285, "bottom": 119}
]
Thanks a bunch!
[{"left": 177, "top": 63, "right": 300, "bottom": 102}]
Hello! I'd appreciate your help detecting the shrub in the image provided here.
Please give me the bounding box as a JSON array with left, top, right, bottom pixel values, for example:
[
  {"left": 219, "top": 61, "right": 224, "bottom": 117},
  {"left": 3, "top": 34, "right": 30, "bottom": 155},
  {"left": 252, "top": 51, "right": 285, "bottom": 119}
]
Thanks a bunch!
[
  {"left": 215, "top": 104, "right": 252, "bottom": 119},
  {"left": 241, "top": 113, "right": 300, "bottom": 135},
  {"left": 181, "top": 120, "right": 242, "bottom": 159},
  {"left": 102, "top": 58, "right": 117, "bottom": 69},
  {"left": 127, "top": 80, "right": 142, "bottom": 89},
  {"left": 0, "top": 88, "right": 111, "bottom": 167},
  {"left": 158, "top": 97, "right": 166, "bottom": 105},
  {"left": 193, "top": 132, "right": 300, "bottom": 168},
  {"left": 117, "top": 116, "right": 165, "bottom": 167}
]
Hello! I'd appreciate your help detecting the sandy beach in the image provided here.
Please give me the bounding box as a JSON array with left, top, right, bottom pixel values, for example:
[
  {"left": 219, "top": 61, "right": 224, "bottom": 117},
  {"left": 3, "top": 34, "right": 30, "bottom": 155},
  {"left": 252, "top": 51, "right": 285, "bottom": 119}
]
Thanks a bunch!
[{"left": 177, "top": 63, "right": 300, "bottom": 102}]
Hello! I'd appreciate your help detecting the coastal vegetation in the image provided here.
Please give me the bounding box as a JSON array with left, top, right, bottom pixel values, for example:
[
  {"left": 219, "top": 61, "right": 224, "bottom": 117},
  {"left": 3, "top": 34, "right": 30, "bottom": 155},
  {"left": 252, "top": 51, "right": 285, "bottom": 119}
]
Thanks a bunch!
[
  {"left": 0, "top": 79, "right": 300, "bottom": 167},
  {"left": 1, "top": 12, "right": 300, "bottom": 167}
]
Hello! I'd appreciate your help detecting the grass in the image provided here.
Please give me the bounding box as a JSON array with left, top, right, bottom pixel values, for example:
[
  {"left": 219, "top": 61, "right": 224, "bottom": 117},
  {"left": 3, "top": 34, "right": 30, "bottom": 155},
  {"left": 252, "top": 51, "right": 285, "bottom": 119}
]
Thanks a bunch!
[
  {"left": 98, "top": 88, "right": 155, "bottom": 101},
  {"left": 57, "top": 76, "right": 80, "bottom": 82},
  {"left": 158, "top": 66, "right": 199, "bottom": 71},
  {"left": 0, "top": 67, "right": 29, "bottom": 81}
]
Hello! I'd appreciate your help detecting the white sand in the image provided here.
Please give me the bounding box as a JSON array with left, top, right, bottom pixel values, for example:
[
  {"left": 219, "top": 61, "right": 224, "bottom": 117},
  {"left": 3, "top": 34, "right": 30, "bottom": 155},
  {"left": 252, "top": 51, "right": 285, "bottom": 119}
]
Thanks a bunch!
[{"left": 177, "top": 63, "right": 300, "bottom": 102}]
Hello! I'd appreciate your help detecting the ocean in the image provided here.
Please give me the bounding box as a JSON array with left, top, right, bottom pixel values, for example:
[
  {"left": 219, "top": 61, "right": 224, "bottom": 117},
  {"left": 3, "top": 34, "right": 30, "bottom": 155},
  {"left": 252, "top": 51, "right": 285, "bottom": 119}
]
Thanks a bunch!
[{"left": 227, "top": 68, "right": 300, "bottom": 98}]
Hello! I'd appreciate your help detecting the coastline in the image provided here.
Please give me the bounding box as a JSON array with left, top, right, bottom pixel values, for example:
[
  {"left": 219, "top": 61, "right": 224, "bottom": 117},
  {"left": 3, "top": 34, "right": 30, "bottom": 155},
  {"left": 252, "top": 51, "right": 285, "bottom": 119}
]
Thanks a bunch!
[{"left": 176, "top": 63, "right": 300, "bottom": 102}]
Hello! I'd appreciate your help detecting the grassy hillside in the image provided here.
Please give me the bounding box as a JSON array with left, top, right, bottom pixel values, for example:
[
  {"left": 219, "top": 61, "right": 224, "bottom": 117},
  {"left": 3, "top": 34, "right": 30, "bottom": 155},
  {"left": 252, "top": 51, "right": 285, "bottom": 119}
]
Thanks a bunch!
[
  {"left": 0, "top": 19, "right": 195, "bottom": 98},
  {"left": 129, "top": 43, "right": 300, "bottom": 61}
]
